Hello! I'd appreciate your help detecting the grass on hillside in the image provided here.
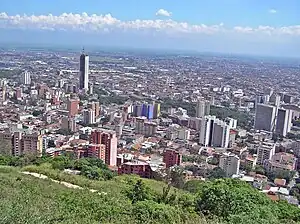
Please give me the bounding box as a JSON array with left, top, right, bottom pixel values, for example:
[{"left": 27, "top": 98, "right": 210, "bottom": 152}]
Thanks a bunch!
[{"left": 0, "top": 166, "right": 209, "bottom": 224}]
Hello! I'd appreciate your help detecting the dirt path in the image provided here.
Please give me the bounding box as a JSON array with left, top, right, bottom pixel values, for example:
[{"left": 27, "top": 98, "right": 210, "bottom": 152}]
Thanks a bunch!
[{"left": 21, "top": 171, "right": 107, "bottom": 195}]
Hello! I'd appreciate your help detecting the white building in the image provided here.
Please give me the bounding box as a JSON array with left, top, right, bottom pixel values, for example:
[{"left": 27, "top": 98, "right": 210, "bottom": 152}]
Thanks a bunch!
[
  {"left": 219, "top": 153, "right": 240, "bottom": 177},
  {"left": 199, "top": 115, "right": 230, "bottom": 148},
  {"left": 21, "top": 71, "right": 31, "bottom": 85},
  {"left": 257, "top": 141, "right": 276, "bottom": 165},
  {"left": 226, "top": 117, "right": 238, "bottom": 129}
]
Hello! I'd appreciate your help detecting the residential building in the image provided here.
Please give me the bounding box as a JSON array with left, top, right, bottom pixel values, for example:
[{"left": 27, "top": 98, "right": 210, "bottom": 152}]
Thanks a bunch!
[
  {"left": 83, "top": 109, "right": 95, "bottom": 125},
  {"left": 163, "top": 149, "right": 182, "bottom": 168},
  {"left": 257, "top": 141, "right": 276, "bottom": 165},
  {"left": 87, "top": 144, "right": 106, "bottom": 161},
  {"left": 196, "top": 99, "right": 210, "bottom": 118},
  {"left": 90, "top": 129, "right": 117, "bottom": 166},
  {"left": 62, "top": 116, "right": 77, "bottom": 132},
  {"left": 135, "top": 117, "right": 157, "bottom": 136},
  {"left": 199, "top": 115, "right": 230, "bottom": 148},
  {"left": 67, "top": 99, "right": 79, "bottom": 116},
  {"left": 21, "top": 71, "right": 31, "bottom": 85},
  {"left": 118, "top": 161, "right": 152, "bottom": 178},
  {"left": 219, "top": 152, "right": 240, "bottom": 177},
  {"left": 264, "top": 152, "right": 297, "bottom": 173}
]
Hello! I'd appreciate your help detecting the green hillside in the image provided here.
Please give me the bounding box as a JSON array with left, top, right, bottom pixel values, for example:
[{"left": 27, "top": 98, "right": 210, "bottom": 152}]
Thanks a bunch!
[
  {"left": 0, "top": 166, "right": 207, "bottom": 224},
  {"left": 0, "top": 155, "right": 300, "bottom": 224}
]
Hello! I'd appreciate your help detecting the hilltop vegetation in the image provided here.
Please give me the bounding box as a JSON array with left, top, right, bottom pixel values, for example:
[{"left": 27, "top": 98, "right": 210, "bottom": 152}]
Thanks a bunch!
[{"left": 0, "top": 155, "right": 299, "bottom": 224}]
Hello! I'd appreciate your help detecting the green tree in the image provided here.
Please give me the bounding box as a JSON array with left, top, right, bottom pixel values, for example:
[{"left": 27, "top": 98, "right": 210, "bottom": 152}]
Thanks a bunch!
[
  {"left": 207, "top": 167, "right": 226, "bottom": 179},
  {"left": 126, "top": 180, "right": 152, "bottom": 204},
  {"left": 290, "top": 184, "right": 300, "bottom": 201}
]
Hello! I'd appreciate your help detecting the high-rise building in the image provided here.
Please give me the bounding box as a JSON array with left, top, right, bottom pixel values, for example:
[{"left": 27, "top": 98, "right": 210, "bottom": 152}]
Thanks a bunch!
[
  {"left": 147, "top": 104, "right": 154, "bottom": 120},
  {"left": 83, "top": 109, "right": 95, "bottom": 125},
  {"left": 21, "top": 71, "right": 31, "bottom": 85},
  {"left": 79, "top": 51, "right": 89, "bottom": 90},
  {"left": 275, "top": 108, "right": 292, "bottom": 137},
  {"left": 90, "top": 129, "right": 118, "bottom": 166},
  {"left": 134, "top": 117, "right": 157, "bottom": 136},
  {"left": 219, "top": 152, "right": 240, "bottom": 177},
  {"left": 62, "top": 116, "right": 77, "bottom": 132},
  {"left": 199, "top": 115, "right": 230, "bottom": 148},
  {"left": 67, "top": 99, "right": 79, "bottom": 117},
  {"left": 10, "top": 132, "right": 43, "bottom": 156},
  {"left": 211, "top": 119, "right": 230, "bottom": 148},
  {"left": 153, "top": 103, "right": 161, "bottom": 119},
  {"left": 88, "top": 102, "right": 100, "bottom": 118},
  {"left": 15, "top": 88, "right": 22, "bottom": 100},
  {"left": 87, "top": 144, "right": 106, "bottom": 161},
  {"left": 257, "top": 141, "right": 276, "bottom": 165},
  {"left": 196, "top": 99, "right": 210, "bottom": 118},
  {"left": 226, "top": 117, "right": 238, "bottom": 129},
  {"left": 254, "top": 104, "right": 277, "bottom": 132},
  {"left": 94, "top": 102, "right": 100, "bottom": 117},
  {"left": 21, "top": 133, "right": 43, "bottom": 156},
  {"left": 163, "top": 149, "right": 182, "bottom": 168},
  {"left": 133, "top": 104, "right": 143, "bottom": 117}
]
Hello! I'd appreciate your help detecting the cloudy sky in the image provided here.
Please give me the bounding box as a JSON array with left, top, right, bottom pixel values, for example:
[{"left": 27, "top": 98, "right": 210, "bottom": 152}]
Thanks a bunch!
[{"left": 0, "top": 0, "right": 299, "bottom": 57}]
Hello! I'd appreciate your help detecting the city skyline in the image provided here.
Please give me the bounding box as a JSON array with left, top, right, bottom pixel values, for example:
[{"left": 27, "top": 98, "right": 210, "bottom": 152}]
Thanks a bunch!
[{"left": 0, "top": 0, "right": 299, "bottom": 57}]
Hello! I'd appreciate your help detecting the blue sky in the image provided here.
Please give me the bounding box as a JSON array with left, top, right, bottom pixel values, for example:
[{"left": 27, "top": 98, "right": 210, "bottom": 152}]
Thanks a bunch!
[{"left": 0, "top": 0, "right": 299, "bottom": 57}]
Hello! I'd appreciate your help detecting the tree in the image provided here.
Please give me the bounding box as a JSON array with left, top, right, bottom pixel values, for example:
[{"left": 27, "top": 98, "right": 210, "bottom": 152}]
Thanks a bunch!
[
  {"left": 183, "top": 180, "right": 204, "bottom": 193},
  {"left": 253, "top": 165, "right": 265, "bottom": 175},
  {"left": 126, "top": 180, "right": 152, "bottom": 204},
  {"left": 290, "top": 184, "right": 300, "bottom": 201},
  {"left": 207, "top": 167, "right": 226, "bottom": 179}
]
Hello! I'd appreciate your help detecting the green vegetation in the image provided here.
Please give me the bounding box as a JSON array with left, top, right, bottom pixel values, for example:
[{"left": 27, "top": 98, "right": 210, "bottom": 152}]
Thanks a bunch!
[{"left": 0, "top": 155, "right": 299, "bottom": 224}]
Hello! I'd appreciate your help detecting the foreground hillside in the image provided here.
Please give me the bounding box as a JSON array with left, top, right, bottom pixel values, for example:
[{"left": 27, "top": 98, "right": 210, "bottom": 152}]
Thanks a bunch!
[
  {"left": 0, "top": 155, "right": 300, "bottom": 224},
  {"left": 0, "top": 166, "right": 208, "bottom": 224}
]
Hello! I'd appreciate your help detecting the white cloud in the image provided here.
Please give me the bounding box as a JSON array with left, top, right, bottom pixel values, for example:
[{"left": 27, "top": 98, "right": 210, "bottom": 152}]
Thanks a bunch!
[
  {"left": 0, "top": 12, "right": 299, "bottom": 36},
  {"left": 269, "top": 9, "right": 277, "bottom": 14},
  {"left": 156, "top": 9, "right": 172, "bottom": 17}
]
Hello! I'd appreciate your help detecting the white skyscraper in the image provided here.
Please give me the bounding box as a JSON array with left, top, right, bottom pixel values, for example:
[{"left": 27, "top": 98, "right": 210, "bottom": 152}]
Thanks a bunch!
[
  {"left": 219, "top": 153, "right": 240, "bottom": 177},
  {"left": 79, "top": 51, "right": 89, "bottom": 90},
  {"left": 21, "top": 71, "right": 31, "bottom": 85}
]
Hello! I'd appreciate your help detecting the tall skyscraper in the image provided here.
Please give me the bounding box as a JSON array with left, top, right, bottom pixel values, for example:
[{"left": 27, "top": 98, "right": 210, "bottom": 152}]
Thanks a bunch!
[
  {"left": 79, "top": 51, "right": 89, "bottom": 90},
  {"left": 254, "top": 104, "right": 277, "bottom": 132},
  {"left": 275, "top": 108, "right": 292, "bottom": 137},
  {"left": 21, "top": 71, "right": 31, "bottom": 85}
]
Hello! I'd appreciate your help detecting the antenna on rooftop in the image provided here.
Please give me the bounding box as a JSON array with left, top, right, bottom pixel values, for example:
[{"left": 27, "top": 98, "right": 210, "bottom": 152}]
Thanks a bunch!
[{"left": 82, "top": 47, "right": 85, "bottom": 54}]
